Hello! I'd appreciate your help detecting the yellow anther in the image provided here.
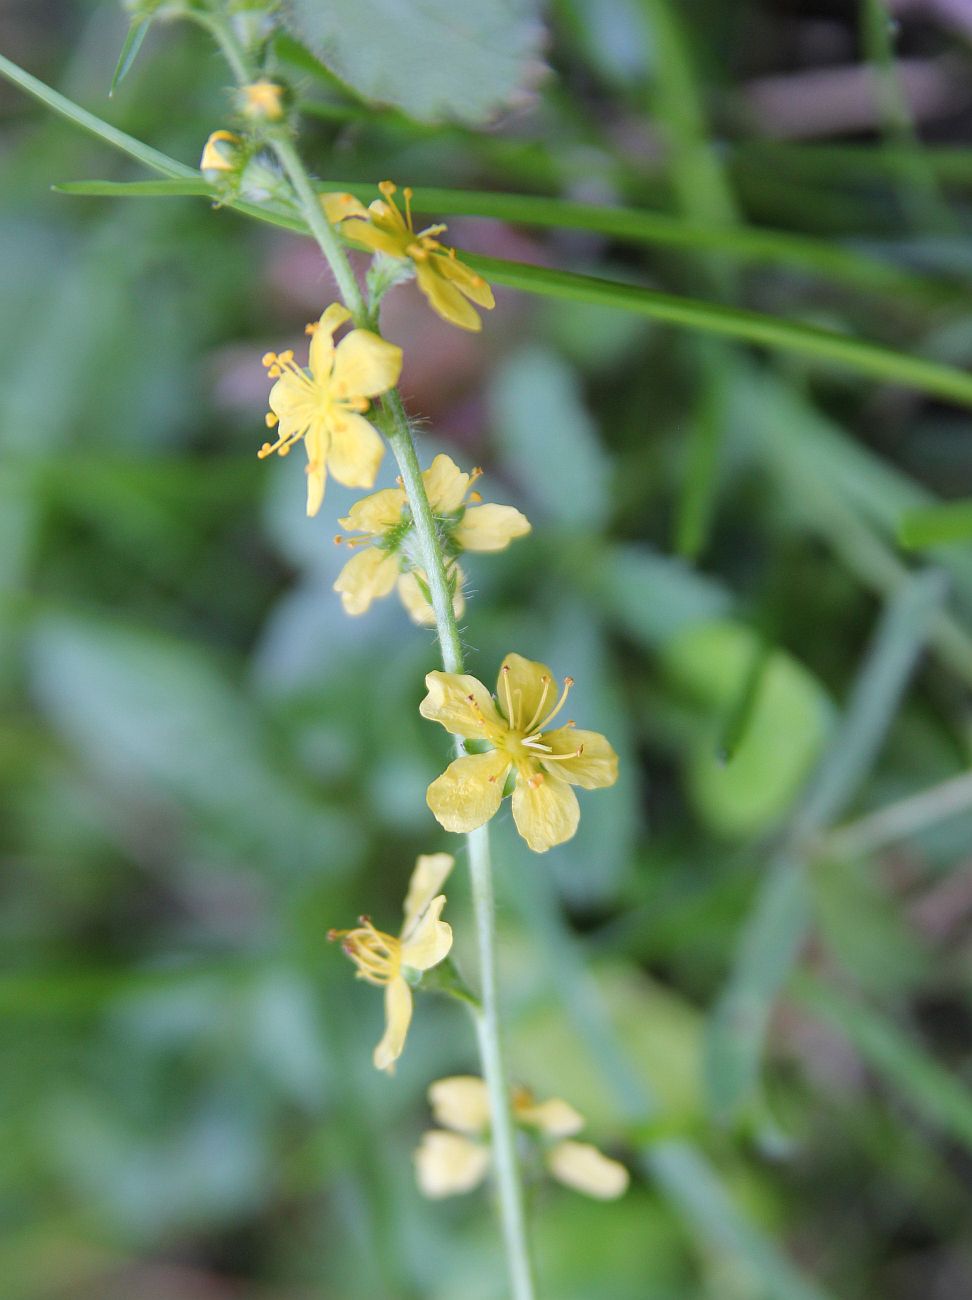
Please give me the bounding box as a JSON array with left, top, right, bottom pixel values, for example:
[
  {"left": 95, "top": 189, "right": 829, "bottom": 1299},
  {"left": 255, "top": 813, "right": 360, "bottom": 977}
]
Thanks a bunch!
[
  {"left": 468, "top": 491, "right": 483, "bottom": 504},
  {"left": 305, "top": 322, "right": 318, "bottom": 335},
  {"left": 257, "top": 443, "right": 273, "bottom": 459},
  {"left": 278, "top": 349, "right": 294, "bottom": 364},
  {"left": 265, "top": 412, "right": 278, "bottom": 428},
  {"left": 379, "top": 180, "right": 397, "bottom": 197},
  {"left": 261, "top": 352, "right": 277, "bottom": 367}
]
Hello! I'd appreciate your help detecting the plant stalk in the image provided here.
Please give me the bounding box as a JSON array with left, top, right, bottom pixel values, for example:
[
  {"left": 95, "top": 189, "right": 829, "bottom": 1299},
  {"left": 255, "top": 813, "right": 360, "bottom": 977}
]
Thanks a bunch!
[{"left": 203, "top": 19, "right": 536, "bottom": 1292}]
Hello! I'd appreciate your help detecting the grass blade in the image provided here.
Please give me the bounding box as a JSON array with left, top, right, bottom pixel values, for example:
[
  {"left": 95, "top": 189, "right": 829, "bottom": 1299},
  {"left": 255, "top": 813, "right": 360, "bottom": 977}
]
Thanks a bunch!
[
  {"left": 110, "top": 15, "right": 151, "bottom": 97},
  {"left": 705, "top": 568, "right": 948, "bottom": 1117}
]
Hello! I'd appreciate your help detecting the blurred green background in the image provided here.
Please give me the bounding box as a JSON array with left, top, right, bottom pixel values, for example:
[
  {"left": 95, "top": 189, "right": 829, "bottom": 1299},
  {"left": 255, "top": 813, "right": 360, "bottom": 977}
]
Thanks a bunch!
[{"left": 3, "top": 0, "right": 972, "bottom": 1296}]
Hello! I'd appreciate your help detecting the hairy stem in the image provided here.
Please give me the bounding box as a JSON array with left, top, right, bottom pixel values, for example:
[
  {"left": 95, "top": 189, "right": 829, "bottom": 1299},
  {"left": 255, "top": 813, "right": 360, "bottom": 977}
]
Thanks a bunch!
[{"left": 200, "top": 17, "right": 536, "bottom": 1293}]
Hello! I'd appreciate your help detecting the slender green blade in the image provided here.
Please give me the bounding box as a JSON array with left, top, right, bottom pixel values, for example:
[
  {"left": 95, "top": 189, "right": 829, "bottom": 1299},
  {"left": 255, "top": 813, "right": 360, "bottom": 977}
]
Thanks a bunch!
[
  {"left": 705, "top": 568, "right": 948, "bottom": 1117},
  {"left": 110, "top": 16, "right": 151, "bottom": 97},
  {"left": 55, "top": 178, "right": 211, "bottom": 197},
  {"left": 900, "top": 498, "right": 972, "bottom": 548},
  {"left": 0, "top": 51, "right": 197, "bottom": 180},
  {"left": 467, "top": 254, "right": 972, "bottom": 409}
]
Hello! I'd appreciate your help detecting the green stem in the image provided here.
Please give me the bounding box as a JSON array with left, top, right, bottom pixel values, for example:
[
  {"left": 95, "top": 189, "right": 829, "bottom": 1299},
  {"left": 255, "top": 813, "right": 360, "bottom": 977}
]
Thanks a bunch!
[{"left": 199, "top": 16, "right": 535, "bottom": 1292}]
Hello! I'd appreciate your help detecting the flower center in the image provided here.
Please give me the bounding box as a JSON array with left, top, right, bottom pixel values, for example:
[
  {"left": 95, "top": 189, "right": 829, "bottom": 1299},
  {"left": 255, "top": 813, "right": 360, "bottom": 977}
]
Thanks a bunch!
[
  {"left": 328, "top": 918, "right": 402, "bottom": 986},
  {"left": 257, "top": 345, "right": 369, "bottom": 461}
]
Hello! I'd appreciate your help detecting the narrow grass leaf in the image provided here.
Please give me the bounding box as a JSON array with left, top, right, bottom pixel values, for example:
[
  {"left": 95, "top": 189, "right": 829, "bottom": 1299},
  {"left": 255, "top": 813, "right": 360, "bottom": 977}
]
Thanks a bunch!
[
  {"left": 110, "top": 16, "right": 151, "bottom": 97},
  {"left": 705, "top": 568, "right": 948, "bottom": 1117}
]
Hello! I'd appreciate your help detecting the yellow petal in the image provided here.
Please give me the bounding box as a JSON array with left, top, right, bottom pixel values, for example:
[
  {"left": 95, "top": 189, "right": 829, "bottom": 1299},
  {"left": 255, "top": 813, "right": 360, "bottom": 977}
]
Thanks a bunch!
[
  {"left": 428, "top": 1076, "right": 490, "bottom": 1135},
  {"left": 321, "top": 191, "right": 370, "bottom": 223},
  {"left": 511, "top": 770, "right": 579, "bottom": 852},
  {"left": 305, "top": 426, "right": 328, "bottom": 518},
  {"left": 496, "top": 653, "right": 555, "bottom": 733},
  {"left": 414, "top": 259, "right": 482, "bottom": 331},
  {"left": 333, "top": 547, "right": 400, "bottom": 616},
  {"left": 400, "top": 894, "right": 452, "bottom": 971},
  {"left": 332, "top": 329, "right": 402, "bottom": 400},
  {"left": 434, "top": 251, "right": 496, "bottom": 309},
  {"left": 414, "top": 1130, "right": 490, "bottom": 1198},
  {"left": 268, "top": 373, "right": 315, "bottom": 431},
  {"left": 427, "top": 750, "right": 510, "bottom": 834},
  {"left": 403, "top": 854, "right": 455, "bottom": 933},
  {"left": 540, "top": 728, "right": 619, "bottom": 789},
  {"left": 546, "top": 1141, "right": 629, "bottom": 1200},
  {"left": 419, "top": 671, "right": 503, "bottom": 738},
  {"left": 308, "top": 303, "right": 351, "bottom": 377},
  {"left": 422, "top": 453, "right": 470, "bottom": 513},
  {"left": 373, "top": 975, "right": 412, "bottom": 1073},
  {"left": 397, "top": 568, "right": 465, "bottom": 628},
  {"left": 340, "top": 219, "right": 410, "bottom": 259},
  {"left": 338, "top": 487, "right": 405, "bottom": 535},
  {"left": 514, "top": 1095, "right": 584, "bottom": 1138},
  {"left": 326, "top": 411, "right": 385, "bottom": 489},
  {"left": 454, "top": 504, "right": 531, "bottom": 553}
]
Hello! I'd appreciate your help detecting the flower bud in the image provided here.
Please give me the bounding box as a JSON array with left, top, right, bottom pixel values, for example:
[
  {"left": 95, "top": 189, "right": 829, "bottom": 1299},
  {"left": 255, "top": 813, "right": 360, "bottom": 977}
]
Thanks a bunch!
[
  {"left": 238, "top": 79, "right": 288, "bottom": 123},
  {"left": 200, "top": 129, "right": 242, "bottom": 179}
]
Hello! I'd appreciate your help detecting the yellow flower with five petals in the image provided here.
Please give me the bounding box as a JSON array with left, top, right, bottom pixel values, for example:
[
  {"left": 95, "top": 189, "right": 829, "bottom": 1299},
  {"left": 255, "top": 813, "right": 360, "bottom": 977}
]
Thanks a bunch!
[
  {"left": 328, "top": 853, "right": 454, "bottom": 1073},
  {"left": 333, "top": 453, "right": 531, "bottom": 623},
  {"left": 322, "top": 182, "right": 495, "bottom": 332},
  {"left": 414, "top": 1076, "right": 629, "bottom": 1200},
  {"left": 420, "top": 653, "right": 618, "bottom": 852},
  {"left": 259, "top": 303, "right": 402, "bottom": 517}
]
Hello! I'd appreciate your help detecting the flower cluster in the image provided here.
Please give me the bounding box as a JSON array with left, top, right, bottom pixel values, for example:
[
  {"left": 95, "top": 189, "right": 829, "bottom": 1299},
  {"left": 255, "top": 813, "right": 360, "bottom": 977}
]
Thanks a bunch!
[
  {"left": 323, "top": 182, "right": 495, "bottom": 331},
  {"left": 249, "top": 177, "right": 627, "bottom": 1211},
  {"left": 415, "top": 1076, "right": 629, "bottom": 1200},
  {"left": 333, "top": 453, "right": 531, "bottom": 623}
]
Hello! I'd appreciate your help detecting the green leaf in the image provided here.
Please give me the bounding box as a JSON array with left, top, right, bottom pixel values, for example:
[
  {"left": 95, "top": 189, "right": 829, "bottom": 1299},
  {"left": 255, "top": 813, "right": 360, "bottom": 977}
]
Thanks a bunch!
[
  {"left": 284, "top": 0, "right": 545, "bottom": 125},
  {"left": 662, "top": 620, "right": 832, "bottom": 838},
  {"left": 704, "top": 569, "right": 948, "bottom": 1117},
  {"left": 55, "top": 178, "right": 211, "bottom": 197},
  {"left": 466, "top": 254, "right": 972, "bottom": 409},
  {"left": 110, "top": 16, "right": 152, "bottom": 97},
  {"left": 900, "top": 498, "right": 972, "bottom": 548},
  {"left": 491, "top": 345, "right": 611, "bottom": 529}
]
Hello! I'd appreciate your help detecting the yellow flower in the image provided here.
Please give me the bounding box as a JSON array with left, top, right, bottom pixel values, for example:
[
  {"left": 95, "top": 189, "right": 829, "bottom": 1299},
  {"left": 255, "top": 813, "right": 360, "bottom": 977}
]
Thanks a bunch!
[
  {"left": 322, "top": 182, "right": 495, "bottom": 332},
  {"left": 333, "top": 453, "right": 530, "bottom": 623},
  {"left": 200, "top": 129, "right": 240, "bottom": 175},
  {"left": 239, "top": 80, "right": 286, "bottom": 122},
  {"left": 420, "top": 653, "right": 618, "bottom": 853},
  {"left": 414, "top": 1076, "right": 629, "bottom": 1200},
  {"left": 258, "top": 303, "right": 402, "bottom": 517},
  {"left": 328, "top": 853, "right": 454, "bottom": 1073}
]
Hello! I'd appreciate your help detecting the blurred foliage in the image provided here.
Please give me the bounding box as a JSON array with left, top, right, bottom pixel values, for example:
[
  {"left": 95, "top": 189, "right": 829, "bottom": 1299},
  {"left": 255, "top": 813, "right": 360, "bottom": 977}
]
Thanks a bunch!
[{"left": 2, "top": 0, "right": 972, "bottom": 1297}]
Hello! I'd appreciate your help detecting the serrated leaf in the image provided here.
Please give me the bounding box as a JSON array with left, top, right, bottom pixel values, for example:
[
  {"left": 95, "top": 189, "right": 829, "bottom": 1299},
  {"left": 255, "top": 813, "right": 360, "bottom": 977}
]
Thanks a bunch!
[{"left": 284, "top": 0, "right": 545, "bottom": 125}]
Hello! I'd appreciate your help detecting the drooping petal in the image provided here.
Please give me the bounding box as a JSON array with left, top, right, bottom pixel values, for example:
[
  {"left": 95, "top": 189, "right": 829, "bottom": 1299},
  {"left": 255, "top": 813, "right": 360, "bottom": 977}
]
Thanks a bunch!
[
  {"left": 398, "top": 568, "right": 465, "bottom": 628},
  {"left": 428, "top": 1076, "right": 491, "bottom": 1135},
  {"left": 422, "top": 453, "right": 470, "bottom": 513},
  {"left": 373, "top": 975, "right": 412, "bottom": 1073},
  {"left": 455, "top": 504, "right": 531, "bottom": 553},
  {"left": 326, "top": 412, "right": 385, "bottom": 489},
  {"left": 402, "top": 853, "right": 455, "bottom": 934},
  {"left": 434, "top": 251, "right": 496, "bottom": 309},
  {"left": 427, "top": 750, "right": 510, "bottom": 834},
  {"left": 546, "top": 1141, "right": 630, "bottom": 1200},
  {"left": 539, "top": 728, "right": 619, "bottom": 790},
  {"left": 308, "top": 303, "right": 351, "bottom": 377},
  {"left": 511, "top": 769, "right": 579, "bottom": 852},
  {"left": 399, "top": 894, "right": 452, "bottom": 971},
  {"left": 339, "top": 219, "right": 410, "bottom": 259},
  {"left": 496, "top": 653, "right": 556, "bottom": 733},
  {"left": 333, "top": 547, "right": 400, "bottom": 616},
  {"left": 304, "top": 425, "right": 328, "bottom": 517},
  {"left": 514, "top": 1095, "right": 584, "bottom": 1139},
  {"left": 414, "top": 1130, "right": 490, "bottom": 1198},
  {"left": 320, "top": 191, "right": 370, "bottom": 223},
  {"left": 338, "top": 487, "right": 405, "bottom": 536},
  {"left": 332, "top": 329, "right": 402, "bottom": 399},
  {"left": 414, "top": 259, "right": 482, "bottom": 331},
  {"left": 419, "top": 671, "right": 504, "bottom": 738}
]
